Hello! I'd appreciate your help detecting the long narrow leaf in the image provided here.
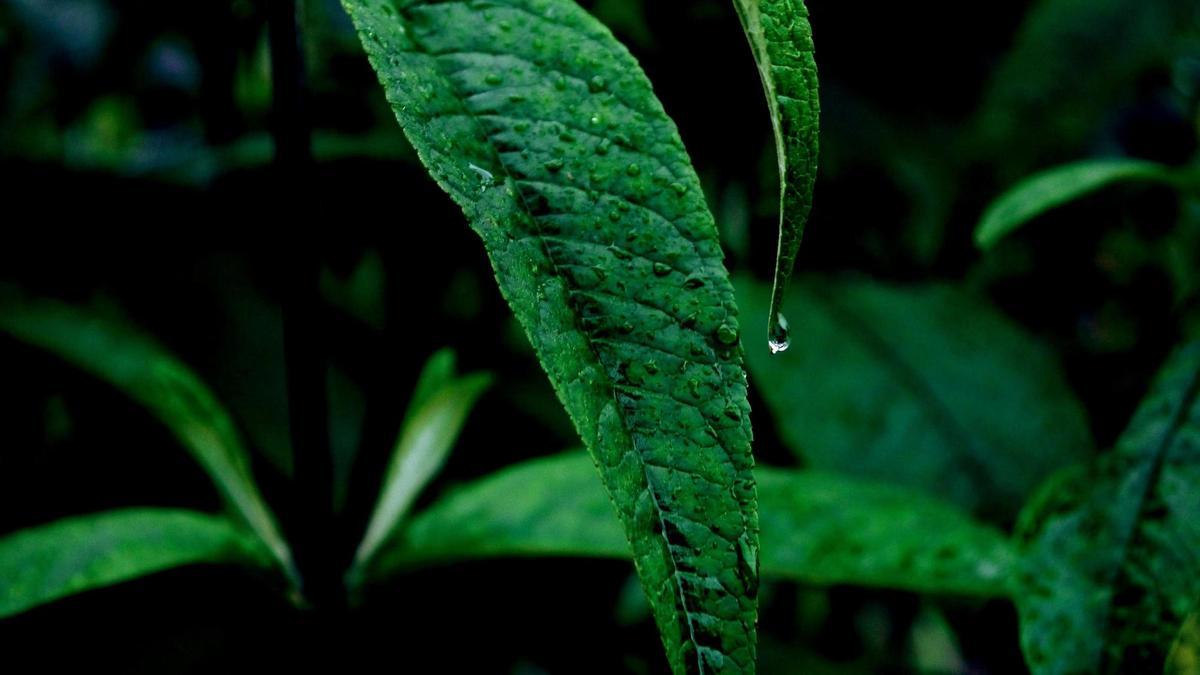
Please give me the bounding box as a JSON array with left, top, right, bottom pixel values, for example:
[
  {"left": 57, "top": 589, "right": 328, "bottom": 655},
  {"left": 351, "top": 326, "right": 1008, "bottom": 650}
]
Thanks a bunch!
[
  {"left": 368, "top": 452, "right": 1016, "bottom": 598},
  {"left": 0, "top": 299, "right": 297, "bottom": 584},
  {"left": 0, "top": 508, "right": 272, "bottom": 619},
  {"left": 340, "top": 1, "right": 760, "bottom": 671},
  {"left": 731, "top": 0, "right": 820, "bottom": 353},
  {"left": 975, "top": 158, "right": 1181, "bottom": 249},
  {"left": 351, "top": 352, "right": 491, "bottom": 577}
]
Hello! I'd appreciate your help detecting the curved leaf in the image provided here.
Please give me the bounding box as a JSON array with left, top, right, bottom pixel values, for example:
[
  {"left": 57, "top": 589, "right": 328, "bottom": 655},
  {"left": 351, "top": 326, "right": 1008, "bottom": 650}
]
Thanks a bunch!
[
  {"left": 339, "top": 1, "right": 759, "bottom": 671},
  {"left": 0, "top": 508, "right": 272, "bottom": 619},
  {"left": 0, "top": 298, "right": 297, "bottom": 585},
  {"left": 350, "top": 354, "right": 492, "bottom": 579},
  {"left": 368, "top": 452, "right": 1015, "bottom": 598},
  {"left": 1015, "top": 341, "right": 1200, "bottom": 674},
  {"left": 731, "top": 0, "right": 819, "bottom": 352},
  {"left": 735, "top": 275, "right": 1092, "bottom": 518},
  {"left": 975, "top": 158, "right": 1180, "bottom": 249}
]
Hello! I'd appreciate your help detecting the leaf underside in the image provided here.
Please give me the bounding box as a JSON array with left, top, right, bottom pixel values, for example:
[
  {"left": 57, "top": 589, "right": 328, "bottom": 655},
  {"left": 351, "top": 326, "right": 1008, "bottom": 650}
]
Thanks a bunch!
[
  {"left": 0, "top": 509, "right": 272, "bottom": 619},
  {"left": 339, "top": 1, "right": 759, "bottom": 672},
  {"left": 735, "top": 276, "right": 1092, "bottom": 519},
  {"left": 369, "top": 452, "right": 1016, "bottom": 598},
  {"left": 731, "top": 0, "right": 819, "bottom": 350},
  {"left": 1016, "top": 342, "right": 1200, "bottom": 674}
]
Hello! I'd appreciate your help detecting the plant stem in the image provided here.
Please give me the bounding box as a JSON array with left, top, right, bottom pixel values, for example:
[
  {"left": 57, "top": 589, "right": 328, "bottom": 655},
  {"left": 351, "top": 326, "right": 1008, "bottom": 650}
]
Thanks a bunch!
[{"left": 269, "top": 0, "right": 338, "bottom": 610}]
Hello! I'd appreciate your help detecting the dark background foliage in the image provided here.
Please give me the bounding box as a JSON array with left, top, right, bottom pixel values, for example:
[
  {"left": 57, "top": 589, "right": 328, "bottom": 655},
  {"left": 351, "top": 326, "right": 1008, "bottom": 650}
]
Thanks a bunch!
[{"left": 0, "top": 0, "right": 1196, "bottom": 672}]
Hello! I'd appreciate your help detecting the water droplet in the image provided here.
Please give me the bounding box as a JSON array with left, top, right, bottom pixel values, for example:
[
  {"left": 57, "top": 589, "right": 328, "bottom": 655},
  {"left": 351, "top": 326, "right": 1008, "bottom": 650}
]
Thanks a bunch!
[
  {"left": 595, "top": 138, "right": 611, "bottom": 156},
  {"left": 716, "top": 323, "right": 739, "bottom": 346},
  {"left": 670, "top": 182, "right": 688, "bottom": 196},
  {"left": 544, "top": 158, "right": 565, "bottom": 172},
  {"left": 467, "top": 163, "right": 494, "bottom": 190},
  {"left": 626, "top": 163, "right": 641, "bottom": 177},
  {"left": 768, "top": 312, "right": 790, "bottom": 354},
  {"left": 485, "top": 73, "right": 503, "bottom": 86},
  {"left": 653, "top": 262, "right": 671, "bottom": 277},
  {"left": 588, "top": 75, "right": 607, "bottom": 93}
]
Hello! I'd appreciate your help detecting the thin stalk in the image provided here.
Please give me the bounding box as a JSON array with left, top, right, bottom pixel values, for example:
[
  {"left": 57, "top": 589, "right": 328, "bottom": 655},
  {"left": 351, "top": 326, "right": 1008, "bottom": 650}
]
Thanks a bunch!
[{"left": 269, "top": 0, "right": 338, "bottom": 610}]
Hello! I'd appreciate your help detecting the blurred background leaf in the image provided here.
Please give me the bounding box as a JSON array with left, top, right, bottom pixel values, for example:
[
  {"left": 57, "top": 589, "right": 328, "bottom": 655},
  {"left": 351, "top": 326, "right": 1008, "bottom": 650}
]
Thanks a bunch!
[
  {"left": 369, "top": 452, "right": 1016, "bottom": 598},
  {"left": 736, "top": 275, "right": 1093, "bottom": 521},
  {"left": 0, "top": 508, "right": 272, "bottom": 618},
  {"left": 0, "top": 297, "right": 297, "bottom": 583}
]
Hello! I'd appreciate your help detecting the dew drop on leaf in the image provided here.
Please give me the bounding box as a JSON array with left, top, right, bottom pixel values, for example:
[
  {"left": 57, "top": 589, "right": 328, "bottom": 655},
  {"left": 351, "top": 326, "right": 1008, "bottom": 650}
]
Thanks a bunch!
[
  {"left": 768, "top": 311, "right": 790, "bottom": 354},
  {"left": 467, "top": 163, "right": 494, "bottom": 190}
]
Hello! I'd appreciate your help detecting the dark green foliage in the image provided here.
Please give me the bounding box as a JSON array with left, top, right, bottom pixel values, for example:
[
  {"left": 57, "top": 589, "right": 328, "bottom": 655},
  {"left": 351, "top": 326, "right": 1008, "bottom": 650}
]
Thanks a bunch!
[
  {"left": 337, "top": 1, "right": 758, "bottom": 670},
  {"left": 0, "top": 298, "right": 297, "bottom": 584},
  {"left": 0, "top": 509, "right": 272, "bottom": 618},
  {"left": 1016, "top": 342, "right": 1200, "bottom": 674},
  {"left": 370, "top": 452, "right": 1015, "bottom": 598},
  {"left": 976, "top": 159, "right": 1191, "bottom": 248},
  {"left": 736, "top": 276, "right": 1093, "bottom": 518}
]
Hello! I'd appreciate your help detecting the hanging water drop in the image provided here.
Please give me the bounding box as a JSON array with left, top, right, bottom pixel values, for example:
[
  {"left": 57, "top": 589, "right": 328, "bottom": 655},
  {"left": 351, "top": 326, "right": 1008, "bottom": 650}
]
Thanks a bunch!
[{"left": 768, "top": 311, "right": 790, "bottom": 354}]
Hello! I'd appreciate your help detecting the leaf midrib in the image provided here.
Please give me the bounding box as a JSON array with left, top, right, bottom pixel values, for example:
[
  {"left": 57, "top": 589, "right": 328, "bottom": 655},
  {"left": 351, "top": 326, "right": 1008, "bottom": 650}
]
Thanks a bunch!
[
  {"left": 393, "top": 2, "right": 731, "bottom": 668},
  {"left": 805, "top": 286, "right": 999, "bottom": 499}
]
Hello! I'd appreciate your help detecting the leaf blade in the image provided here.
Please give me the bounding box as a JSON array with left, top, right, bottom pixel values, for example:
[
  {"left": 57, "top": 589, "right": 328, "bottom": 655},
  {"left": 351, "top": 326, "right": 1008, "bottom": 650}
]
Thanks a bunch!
[
  {"left": 732, "top": 0, "right": 820, "bottom": 351},
  {"left": 368, "top": 452, "right": 1015, "bottom": 598},
  {"left": 339, "top": 1, "right": 759, "bottom": 671},
  {"left": 351, "top": 360, "right": 492, "bottom": 576},
  {"left": 1016, "top": 341, "right": 1200, "bottom": 674},
  {"left": 0, "top": 298, "right": 297, "bottom": 584},
  {"left": 0, "top": 508, "right": 272, "bottom": 619},
  {"left": 735, "top": 275, "right": 1092, "bottom": 518},
  {"left": 975, "top": 158, "right": 1178, "bottom": 249}
]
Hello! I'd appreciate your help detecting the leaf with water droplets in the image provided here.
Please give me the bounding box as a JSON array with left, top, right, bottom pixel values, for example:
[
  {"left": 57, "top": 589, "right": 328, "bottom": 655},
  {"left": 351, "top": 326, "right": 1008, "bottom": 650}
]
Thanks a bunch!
[
  {"left": 340, "top": 1, "right": 758, "bottom": 671},
  {"left": 1015, "top": 341, "right": 1200, "bottom": 674},
  {"left": 731, "top": 0, "right": 819, "bottom": 353},
  {"left": 366, "top": 452, "right": 1016, "bottom": 598}
]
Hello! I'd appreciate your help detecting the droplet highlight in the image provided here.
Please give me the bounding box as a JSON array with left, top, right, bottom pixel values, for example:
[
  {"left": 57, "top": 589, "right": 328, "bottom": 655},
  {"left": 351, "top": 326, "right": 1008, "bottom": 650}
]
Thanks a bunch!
[{"left": 768, "top": 312, "right": 790, "bottom": 354}]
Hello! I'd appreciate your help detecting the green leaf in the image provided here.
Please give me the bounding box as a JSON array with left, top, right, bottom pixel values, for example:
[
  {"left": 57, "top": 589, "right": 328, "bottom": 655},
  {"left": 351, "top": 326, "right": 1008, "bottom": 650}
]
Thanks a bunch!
[
  {"left": 1015, "top": 341, "right": 1200, "bottom": 674},
  {"left": 0, "top": 508, "right": 272, "bottom": 619},
  {"left": 735, "top": 275, "right": 1092, "bottom": 518},
  {"left": 339, "top": 1, "right": 759, "bottom": 671},
  {"left": 731, "top": 0, "right": 820, "bottom": 352},
  {"left": 350, "top": 352, "right": 492, "bottom": 580},
  {"left": 0, "top": 298, "right": 297, "bottom": 585},
  {"left": 975, "top": 159, "right": 1180, "bottom": 249},
  {"left": 368, "top": 452, "right": 1015, "bottom": 598}
]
